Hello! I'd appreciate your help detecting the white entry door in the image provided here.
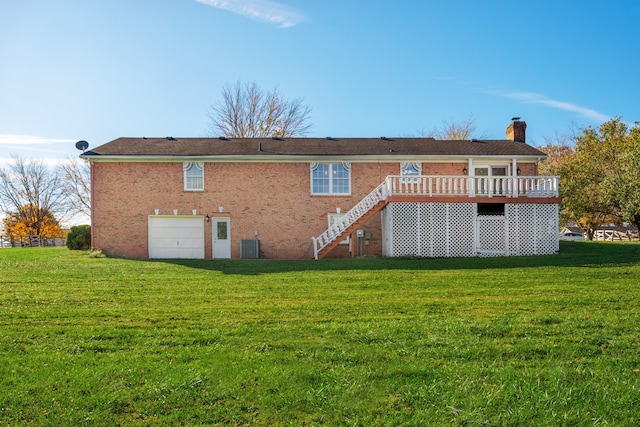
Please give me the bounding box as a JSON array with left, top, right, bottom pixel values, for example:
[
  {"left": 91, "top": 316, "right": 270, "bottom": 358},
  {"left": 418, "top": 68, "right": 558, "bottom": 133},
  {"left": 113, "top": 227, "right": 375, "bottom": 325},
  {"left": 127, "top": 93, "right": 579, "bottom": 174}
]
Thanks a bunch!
[
  {"left": 148, "top": 216, "right": 205, "bottom": 259},
  {"left": 212, "top": 218, "right": 231, "bottom": 259},
  {"left": 475, "top": 166, "right": 508, "bottom": 196}
]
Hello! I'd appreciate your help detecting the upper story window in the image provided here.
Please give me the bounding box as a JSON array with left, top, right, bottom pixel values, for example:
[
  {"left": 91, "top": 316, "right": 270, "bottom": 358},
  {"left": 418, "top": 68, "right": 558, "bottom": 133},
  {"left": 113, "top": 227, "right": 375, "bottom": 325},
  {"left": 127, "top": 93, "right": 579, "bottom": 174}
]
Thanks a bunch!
[
  {"left": 183, "top": 162, "right": 204, "bottom": 191},
  {"left": 310, "top": 163, "right": 351, "bottom": 195},
  {"left": 401, "top": 162, "right": 421, "bottom": 181}
]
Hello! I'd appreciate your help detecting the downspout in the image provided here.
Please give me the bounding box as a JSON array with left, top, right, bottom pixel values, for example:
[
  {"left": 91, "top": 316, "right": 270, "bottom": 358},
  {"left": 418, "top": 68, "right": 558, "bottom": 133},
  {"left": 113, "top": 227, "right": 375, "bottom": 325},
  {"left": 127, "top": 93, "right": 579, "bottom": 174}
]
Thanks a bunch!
[{"left": 90, "top": 161, "right": 95, "bottom": 250}]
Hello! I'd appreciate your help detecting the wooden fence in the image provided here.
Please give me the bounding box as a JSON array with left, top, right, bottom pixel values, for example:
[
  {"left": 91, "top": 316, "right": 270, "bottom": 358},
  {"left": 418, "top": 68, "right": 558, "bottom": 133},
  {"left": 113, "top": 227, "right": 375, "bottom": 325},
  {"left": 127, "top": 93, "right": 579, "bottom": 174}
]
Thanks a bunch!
[{"left": 593, "top": 229, "right": 639, "bottom": 241}]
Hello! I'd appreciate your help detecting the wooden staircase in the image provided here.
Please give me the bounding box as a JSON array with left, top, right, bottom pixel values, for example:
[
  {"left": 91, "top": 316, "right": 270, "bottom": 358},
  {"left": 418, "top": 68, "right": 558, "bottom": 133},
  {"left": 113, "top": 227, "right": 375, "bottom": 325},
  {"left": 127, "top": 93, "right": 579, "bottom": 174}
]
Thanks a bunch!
[
  {"left": 315, "top": 200, "right": 387, "bottom": 259},
  {"left": 312, "top": 181, "right": 389, "bottom": 259}
]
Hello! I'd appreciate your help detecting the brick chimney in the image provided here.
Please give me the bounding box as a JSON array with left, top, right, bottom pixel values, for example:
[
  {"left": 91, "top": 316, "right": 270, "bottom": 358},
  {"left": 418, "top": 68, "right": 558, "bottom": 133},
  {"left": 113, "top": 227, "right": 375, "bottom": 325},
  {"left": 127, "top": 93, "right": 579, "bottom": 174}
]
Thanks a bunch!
[{"left": 506, "top": 118, "right": 526, "bottom": 143}]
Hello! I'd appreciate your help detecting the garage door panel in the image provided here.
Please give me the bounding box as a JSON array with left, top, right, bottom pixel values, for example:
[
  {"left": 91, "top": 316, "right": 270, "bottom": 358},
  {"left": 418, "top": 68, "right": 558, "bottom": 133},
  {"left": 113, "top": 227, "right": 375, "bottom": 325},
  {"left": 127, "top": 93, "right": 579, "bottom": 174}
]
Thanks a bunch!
[{"left": 148, "top": 216, "right": 205, "bottom": 259}]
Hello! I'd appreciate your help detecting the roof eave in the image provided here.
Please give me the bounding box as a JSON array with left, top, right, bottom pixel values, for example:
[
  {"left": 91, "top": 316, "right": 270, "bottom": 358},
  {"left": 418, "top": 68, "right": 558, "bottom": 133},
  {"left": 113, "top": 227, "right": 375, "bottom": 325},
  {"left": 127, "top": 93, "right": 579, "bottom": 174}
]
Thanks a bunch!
[{"left": 81, "top": 153, "right": 546, "bottom": 163}]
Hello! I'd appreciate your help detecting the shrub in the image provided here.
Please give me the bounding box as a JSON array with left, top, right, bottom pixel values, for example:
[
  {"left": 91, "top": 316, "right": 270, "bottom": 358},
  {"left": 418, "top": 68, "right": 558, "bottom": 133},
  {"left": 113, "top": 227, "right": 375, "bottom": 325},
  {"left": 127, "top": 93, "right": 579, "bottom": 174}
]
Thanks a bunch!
[
  {"left": 88, "top": 249, "right": 105, "bottom": 258},
  {"left": 66, "top": 225, "right": 91, "bottom": 250}
]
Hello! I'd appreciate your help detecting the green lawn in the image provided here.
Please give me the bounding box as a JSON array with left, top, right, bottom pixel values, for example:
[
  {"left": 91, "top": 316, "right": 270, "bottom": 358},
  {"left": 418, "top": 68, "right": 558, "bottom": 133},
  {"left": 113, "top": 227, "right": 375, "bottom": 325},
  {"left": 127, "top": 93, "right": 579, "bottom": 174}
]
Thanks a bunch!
[{"left": 1, "top": 242, "right": 639, "bottom": 426}]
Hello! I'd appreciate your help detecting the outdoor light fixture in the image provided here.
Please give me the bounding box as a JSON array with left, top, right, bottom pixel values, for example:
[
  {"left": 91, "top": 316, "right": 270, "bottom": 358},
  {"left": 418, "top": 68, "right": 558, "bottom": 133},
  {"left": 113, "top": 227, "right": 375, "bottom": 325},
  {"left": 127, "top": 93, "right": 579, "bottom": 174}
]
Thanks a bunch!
[
  {"left": 463, "top": 167, "right": 468, "bottom": 175},
  {"left": 205, "top": 214, "right": 210, "bottom": 222},
  {"left": 517, "top": 168, "right": 521, "bottom": 175}
]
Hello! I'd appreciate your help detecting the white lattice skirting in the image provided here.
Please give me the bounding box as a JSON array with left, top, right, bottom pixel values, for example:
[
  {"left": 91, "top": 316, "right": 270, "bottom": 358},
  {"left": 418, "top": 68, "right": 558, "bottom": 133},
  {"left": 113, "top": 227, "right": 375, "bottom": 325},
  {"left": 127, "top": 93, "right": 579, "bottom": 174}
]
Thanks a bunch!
[{"left": 382, "top": 202, "right": 559, "bottom": 258}]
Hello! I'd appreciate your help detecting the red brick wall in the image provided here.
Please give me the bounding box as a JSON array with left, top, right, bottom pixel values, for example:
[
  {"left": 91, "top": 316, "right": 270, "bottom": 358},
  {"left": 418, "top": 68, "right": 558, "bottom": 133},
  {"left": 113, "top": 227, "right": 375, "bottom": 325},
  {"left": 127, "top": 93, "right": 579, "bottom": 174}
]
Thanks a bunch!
[
  {"left": 422, "top": 162, "right": 467, "bottom": 175},
  {"left": 90, "top": 160, "right": 538, "bottom": 259}
]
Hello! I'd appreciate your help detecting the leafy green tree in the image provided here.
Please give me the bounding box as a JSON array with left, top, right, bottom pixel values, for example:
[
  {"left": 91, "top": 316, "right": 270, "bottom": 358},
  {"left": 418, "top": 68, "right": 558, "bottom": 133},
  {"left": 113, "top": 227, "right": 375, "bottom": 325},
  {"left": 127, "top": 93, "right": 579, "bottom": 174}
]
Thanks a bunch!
[
  {"left": 537, "top": 131, "right": 574, "bottom": 177},
  {"left": 559, "top": 118, "right": 640, "bottom": 238},
  {"left": 601, "top": 123, "right": 640, "bottom": 230},
  {"left": 559, "top": 156, "right": 610, "bottom": 239},
  {"left": 537, "top": 135, "right": 575, "bottom": 228}
]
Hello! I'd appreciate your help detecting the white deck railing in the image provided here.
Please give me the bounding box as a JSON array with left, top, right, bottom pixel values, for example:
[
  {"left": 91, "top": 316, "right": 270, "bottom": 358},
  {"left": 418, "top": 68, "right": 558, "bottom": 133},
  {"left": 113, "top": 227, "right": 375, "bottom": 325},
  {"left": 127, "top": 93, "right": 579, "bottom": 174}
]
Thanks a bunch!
[
  {"left": 312, "top": 175, "right": 559, "bottom": 259},
  {"left": 386, "top": 175, "right": 559, "bottom": 198}
]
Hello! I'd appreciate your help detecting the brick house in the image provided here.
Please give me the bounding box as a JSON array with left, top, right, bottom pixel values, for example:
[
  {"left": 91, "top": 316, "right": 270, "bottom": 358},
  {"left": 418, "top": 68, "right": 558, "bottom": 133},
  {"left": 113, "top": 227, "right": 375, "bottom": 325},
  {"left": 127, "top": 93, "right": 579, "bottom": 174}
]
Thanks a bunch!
[{"left": 82, "top": 120, "right": 560, "bottom": 260}]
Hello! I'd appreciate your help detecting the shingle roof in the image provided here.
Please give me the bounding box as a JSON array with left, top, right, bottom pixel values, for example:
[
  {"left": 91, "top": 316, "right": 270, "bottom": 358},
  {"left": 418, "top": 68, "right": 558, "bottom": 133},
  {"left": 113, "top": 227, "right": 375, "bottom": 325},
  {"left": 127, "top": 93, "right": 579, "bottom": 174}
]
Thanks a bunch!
[{"left": 83, "top": 137, "right": 547, "bottom": 159}]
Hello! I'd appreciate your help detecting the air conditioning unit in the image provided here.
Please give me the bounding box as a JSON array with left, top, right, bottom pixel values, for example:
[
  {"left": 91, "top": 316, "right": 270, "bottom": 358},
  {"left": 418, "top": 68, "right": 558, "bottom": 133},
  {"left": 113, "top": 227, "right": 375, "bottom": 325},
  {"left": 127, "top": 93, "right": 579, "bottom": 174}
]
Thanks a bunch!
[{"left": 240, "top": 239, "right": 260, "bottom": 259}]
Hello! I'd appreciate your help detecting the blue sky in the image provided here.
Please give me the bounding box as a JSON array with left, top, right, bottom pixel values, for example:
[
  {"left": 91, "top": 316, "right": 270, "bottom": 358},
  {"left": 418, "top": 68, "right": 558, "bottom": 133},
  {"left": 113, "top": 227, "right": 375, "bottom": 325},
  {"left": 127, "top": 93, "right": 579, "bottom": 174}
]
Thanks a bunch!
[{"left": 1, "top": 0, "right": 639, "bottom": 166}]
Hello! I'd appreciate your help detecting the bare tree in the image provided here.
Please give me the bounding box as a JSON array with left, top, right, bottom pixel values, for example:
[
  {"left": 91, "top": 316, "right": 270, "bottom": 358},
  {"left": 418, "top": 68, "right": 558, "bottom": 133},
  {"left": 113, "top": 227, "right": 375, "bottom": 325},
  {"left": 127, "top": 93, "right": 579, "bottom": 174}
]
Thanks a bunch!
[
  {"left": 0, "top": 156, "right": 68, "bottom": 236},
  {"left": 419, "top": 114, "right": 487, "bottom": 140},
  {"left": 208, "top": 81, "right": 312, "bottom": 138},
  {"left": 59, "top": 157, "right": 91, "bottom": 218}
]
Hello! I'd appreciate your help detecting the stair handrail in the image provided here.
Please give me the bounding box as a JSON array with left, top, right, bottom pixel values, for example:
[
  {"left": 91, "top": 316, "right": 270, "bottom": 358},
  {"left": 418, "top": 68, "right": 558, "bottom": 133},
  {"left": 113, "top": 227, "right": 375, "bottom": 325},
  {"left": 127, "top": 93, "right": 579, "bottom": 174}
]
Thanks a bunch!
[{"left": 312, "top": 181, "right": 389, "bottom": 259}]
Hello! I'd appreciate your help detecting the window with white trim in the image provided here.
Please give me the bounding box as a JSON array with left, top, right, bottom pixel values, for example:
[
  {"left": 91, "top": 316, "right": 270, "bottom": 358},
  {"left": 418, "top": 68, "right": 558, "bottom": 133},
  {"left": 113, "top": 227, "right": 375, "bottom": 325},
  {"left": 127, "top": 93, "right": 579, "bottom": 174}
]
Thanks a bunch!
[
  {"left": 310, "top": 163, "right": 351, "bottom": 195},
  {"left": 183, "top": 162, "right": 204, "bottom": 191},
  {"left": 400, "top": 162, "right": 421, "bottom": 182}
]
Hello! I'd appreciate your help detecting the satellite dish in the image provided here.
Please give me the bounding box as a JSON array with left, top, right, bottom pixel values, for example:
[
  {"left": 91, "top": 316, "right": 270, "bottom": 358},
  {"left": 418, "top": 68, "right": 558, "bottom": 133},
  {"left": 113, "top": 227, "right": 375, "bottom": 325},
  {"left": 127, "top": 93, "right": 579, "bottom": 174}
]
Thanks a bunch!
[{"left": 75, "top": 140, "right": 89, "bottom": 151}]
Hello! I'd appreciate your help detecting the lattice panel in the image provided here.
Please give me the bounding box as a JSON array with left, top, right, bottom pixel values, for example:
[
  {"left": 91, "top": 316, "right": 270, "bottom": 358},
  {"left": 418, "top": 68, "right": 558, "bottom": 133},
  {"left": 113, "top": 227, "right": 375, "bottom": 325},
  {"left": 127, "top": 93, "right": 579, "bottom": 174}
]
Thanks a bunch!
[
  {"left": 535, "top": 204, "right": 559, "bottom": 255},
  {"left": 448, "top": 203, "right": 475, "bottom": 257},
  {"left": 506, "top": 204, "right": 559, "bottom": 256},
  {"left": 384, "top": 202, "right": 558, "bottom": 258},
  {"left": 429, "top": 203, "right": 449, "bottom": 257},
  {"left": 418, "top": 203, "right": 432, "bottom": 256},
  {"left": 386, "top": 202, "right": 475, "bottom": 258},
  {"left": 389, "top": 203, "right": 420, "bottom": 257},
  {"left": 507, "top": 204, "right": 536, "bottom": 255},
  {"left": 476, "top": 217, "right": 506, "bottom": 256}
]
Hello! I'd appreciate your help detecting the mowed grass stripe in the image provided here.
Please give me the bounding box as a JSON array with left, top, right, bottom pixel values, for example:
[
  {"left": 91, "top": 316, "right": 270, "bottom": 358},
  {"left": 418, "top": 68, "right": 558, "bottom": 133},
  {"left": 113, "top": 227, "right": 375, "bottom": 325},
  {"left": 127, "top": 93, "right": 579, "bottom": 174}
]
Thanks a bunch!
[{"left": 1, "top": 242, "right": 639, "bottom": 426}]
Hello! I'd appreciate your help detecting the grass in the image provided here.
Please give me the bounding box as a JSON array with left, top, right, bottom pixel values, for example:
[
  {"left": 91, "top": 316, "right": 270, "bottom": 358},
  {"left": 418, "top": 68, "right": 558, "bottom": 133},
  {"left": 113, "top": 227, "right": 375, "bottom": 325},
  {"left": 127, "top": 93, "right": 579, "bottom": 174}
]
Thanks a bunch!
[{"left": 1, "top": 241, "right": 639, "bottom": 426}]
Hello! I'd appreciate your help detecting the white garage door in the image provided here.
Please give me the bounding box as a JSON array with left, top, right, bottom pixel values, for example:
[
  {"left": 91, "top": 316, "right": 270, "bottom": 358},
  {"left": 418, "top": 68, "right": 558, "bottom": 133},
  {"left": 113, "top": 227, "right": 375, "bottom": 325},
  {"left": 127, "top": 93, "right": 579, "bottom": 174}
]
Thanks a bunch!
[{"left": 148, "top": 216, "right": 205, "bottom": 259}]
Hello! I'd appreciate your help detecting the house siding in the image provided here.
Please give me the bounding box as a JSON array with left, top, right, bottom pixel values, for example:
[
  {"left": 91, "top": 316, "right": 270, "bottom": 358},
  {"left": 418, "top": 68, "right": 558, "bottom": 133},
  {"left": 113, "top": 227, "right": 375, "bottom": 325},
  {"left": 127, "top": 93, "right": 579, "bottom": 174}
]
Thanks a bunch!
[{"left": 92, "top": 160, "right": 476, "bottom": 259}]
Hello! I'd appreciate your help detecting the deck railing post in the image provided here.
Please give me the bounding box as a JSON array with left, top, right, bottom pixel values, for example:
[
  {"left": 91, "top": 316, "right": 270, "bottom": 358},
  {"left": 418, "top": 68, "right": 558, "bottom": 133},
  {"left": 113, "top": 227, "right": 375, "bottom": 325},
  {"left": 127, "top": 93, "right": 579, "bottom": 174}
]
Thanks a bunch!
[{"left": 312, "top": 236, "right": 318, "bottom": 260}]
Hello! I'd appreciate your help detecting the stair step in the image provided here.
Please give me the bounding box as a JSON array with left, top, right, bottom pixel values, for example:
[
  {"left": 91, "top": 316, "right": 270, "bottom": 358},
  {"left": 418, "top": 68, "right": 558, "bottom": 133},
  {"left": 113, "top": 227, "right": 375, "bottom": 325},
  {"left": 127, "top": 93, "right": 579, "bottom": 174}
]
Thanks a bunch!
[{"left": 316, "top": 200, "right": 387, "bottom": 259}]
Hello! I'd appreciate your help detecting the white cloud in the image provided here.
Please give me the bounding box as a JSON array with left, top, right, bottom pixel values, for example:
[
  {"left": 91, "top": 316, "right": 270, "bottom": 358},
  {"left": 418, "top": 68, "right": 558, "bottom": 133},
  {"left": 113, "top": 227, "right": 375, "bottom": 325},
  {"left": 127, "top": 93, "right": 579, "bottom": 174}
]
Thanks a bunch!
[
  {"left": 194, "top": 0, "right": 306, "bottom": 28},
  {"left": 0, "top": 134, "right": 76, "bottom": 146},
  {"left": 435, "top": 76, "right": 611, "bottom": 124},
  {"left": 0, "top": 134, "right": 80, "bottom": 168},
  {"left": 497, "top": 91, "right": 610, "bottom": 123},
  {"left": 0, "top": 157, "right": 69, "bottom": 167}
]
